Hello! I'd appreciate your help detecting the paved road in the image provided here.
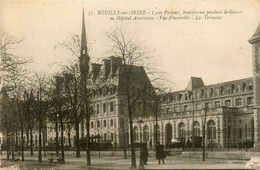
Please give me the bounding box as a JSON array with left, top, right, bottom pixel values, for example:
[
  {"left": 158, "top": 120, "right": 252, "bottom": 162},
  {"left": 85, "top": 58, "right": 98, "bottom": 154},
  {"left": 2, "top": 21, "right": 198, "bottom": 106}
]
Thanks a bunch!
[{"left": 0, "top": 153, "right": 248, "bottom": 169}]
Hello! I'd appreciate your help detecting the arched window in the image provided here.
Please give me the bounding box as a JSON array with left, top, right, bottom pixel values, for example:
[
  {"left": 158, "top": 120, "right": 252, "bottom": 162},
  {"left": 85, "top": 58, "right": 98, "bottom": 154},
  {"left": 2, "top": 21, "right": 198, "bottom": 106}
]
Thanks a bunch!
[
  {"left": 143, "top": 125, "right": 149, "bottom": 142},
  {"left": 207, "top": 120, "right": 216, "bottom": 140},
  {"left": 165, "top": 123, "right": 172, "bottom": 146},
  {"left": 193, "top": 121, "right": 200, "bottom": 137},
  {"left": 178, "top": 122, "right": 186, "bottom": 139},
  {"left": 134, "top": 126, "right": 139, "bottom": 142}
]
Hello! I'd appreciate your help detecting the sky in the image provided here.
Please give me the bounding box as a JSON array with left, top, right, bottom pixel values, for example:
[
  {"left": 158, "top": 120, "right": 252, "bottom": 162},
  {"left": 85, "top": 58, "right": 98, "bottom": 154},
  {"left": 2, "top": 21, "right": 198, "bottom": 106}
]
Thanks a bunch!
[{"left": 2, "top": 0, "right": 260, "bottom": 90}]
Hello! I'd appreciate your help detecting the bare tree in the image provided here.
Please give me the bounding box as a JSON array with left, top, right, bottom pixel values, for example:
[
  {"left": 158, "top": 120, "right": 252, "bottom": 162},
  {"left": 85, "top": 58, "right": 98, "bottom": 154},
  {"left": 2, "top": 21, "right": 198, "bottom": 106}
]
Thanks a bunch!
[
  {"left": 0, "top": 32, "right": 32, "bottom": 161},
  {"left": 62, "top": 63, "right": 85, "bottom": 158},
  {"left": 23, "top": 90, "right": 36, "bottom": 156},
  {"left": 106, "top": 28, "right": 155, "bottom": 169},
  {"left": 32, "top": 73, "right": 51, "bottom": 163}
]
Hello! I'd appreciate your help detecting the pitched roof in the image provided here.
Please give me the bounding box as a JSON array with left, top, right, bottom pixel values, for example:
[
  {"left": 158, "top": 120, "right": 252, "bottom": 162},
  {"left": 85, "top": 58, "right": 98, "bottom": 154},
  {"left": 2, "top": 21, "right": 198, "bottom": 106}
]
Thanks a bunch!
[
  {"left": 186, "top": 77, "right": 205, "bottom": 91},
  {"left": 249, "top": 22, "right": 260, "bottom": 43}
]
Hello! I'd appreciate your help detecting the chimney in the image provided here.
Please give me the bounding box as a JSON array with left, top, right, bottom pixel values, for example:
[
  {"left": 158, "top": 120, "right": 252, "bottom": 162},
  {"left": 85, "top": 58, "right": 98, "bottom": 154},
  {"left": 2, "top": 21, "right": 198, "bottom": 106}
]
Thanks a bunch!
[
  {"left": 110, "top": 56, "right": 122, "bottom": 77},
  {"left": 102, "top": 59, "right": 111, "bottom": 78},
  {"left": 91, "top": 63, "right": 102, "bottom": 81}
]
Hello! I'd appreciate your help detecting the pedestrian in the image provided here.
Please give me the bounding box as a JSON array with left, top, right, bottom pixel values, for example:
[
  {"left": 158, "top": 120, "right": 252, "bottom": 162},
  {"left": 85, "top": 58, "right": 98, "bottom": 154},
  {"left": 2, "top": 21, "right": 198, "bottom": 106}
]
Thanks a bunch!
[
  {"left": 156, "top": 142, "right": 166, "bottom": 164},
  {"left": 139, "top": 143, "right": 145, "bottom": 169},
  {"left": 142, "top": 143, "right": 149, "bottom": 165}
]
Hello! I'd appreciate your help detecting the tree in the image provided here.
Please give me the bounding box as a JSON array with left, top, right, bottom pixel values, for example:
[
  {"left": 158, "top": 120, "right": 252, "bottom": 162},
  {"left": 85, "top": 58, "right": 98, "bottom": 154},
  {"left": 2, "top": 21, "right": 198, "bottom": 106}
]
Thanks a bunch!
[
  {"left": 106, "top": 28, "right": 154, "bottom": 169},
  {"left": 23, "top": 90, "right": 36, "bottom": 156},
  {"left": 202, "top": 102, "right": 209, "bottom": 161},
  {"left": 32, "top": 73, "right": 51, "bottom": 163},
  {"left": 50, "top": 75, "right": 66, "bottom": 163},
  {"left": 62, "top": 64, "right": 84, "bottom": 158},
  {"left": 1, "top": 31, "right": 31, "bottom": 161}
]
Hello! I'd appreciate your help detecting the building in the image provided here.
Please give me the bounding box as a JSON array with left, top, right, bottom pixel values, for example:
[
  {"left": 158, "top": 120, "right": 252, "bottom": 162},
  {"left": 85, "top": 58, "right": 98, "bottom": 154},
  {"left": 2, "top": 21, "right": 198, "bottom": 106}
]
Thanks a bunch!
[
  {"left": 1, "top": 10, "right": 259, "bottom": 151},
  {"left": 46, "top": 20, "right": 260, "bottom": 149},
  {"left": 132, "top": 22, "right": 260, "bottom": 149}
]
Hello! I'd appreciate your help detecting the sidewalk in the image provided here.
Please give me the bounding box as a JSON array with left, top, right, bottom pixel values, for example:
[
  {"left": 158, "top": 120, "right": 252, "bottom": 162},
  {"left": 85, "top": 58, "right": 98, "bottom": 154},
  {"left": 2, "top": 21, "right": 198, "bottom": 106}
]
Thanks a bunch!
[{"left": 0, "top": 153, "right": 247, "bottom": 169}]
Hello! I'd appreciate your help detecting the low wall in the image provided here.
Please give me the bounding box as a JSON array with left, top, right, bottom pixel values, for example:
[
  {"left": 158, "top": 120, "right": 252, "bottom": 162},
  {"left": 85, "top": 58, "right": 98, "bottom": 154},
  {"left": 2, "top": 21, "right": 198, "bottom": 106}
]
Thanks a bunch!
[{"left": 182, "top": 151, "right": 260, "bottom": 160}]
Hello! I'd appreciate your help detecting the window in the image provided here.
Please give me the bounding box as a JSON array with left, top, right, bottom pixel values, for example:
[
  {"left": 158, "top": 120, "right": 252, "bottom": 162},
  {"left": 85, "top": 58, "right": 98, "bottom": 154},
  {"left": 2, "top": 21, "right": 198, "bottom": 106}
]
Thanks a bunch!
[
  {"left": 239, "top": 119, "right": 242, "bottom": 123},
  {"left": 185, "top": 94, "right": 188, "bottom": 100},
  {"left": 221, "top": 86, "right": 224, "bottom": 95},
  {"left": 235, "top": 98, "right": 242, "bottom": 106},
  {"left": 96, "top": 104, "right": 99, "bottom": 114},
  {"left": 178, "top": 122, "right": 186, "bottom": 138},
  {"left": 247, "top": 97, "right": 253, "bottom": 105},
  {"left": 249, "top": 85, "right": 253, "bottom": 91},
  {"left": 195, "top": 103, "right": 200, "bottom": 110},
  {"left": 97, "top": 121, "right": 100, "bottom": 128},
  {"left": 239, "top": 128, "right": 242, "bottom": 140},
  {"left": 143, "top": 125, "right": 149, "bottom": 142},
  {"left": 110, "top": 119, "right": 113, "bottom": 127},
  {"left": 110, "top": 102, "right": 114, "bottom": 112},
  {"left": 111, "top": 133, "right": 114, "bottom": 141},
  {"left": 134, "top": 126, "right": 139, "bottom": 142},
  {"left": 207, "top": 120, "right": 216, "bottom": 140},
  {"left": 166, "top": 107, "right": 170, "bottom": 114},
  {"left": 214, "top": 101, "right": 221, "bottom": 108},
  {"left": 225, "top": 100, "right": 231, "bottom": 107},
  {"left": 103, "top": 103, "right": 106, "bottom": 113},
  {"left": 103, "top": 120, "right": 106, "bottom": 127},
  {"left": 201, "top": 90, "right": 204, "bottom": 98},
  {"left": 193, "top": 122, "right": 200, "bottom": 137},
  {"left": 184, "top": 105, "right": 189, "bottom": 111},
  {"left": 91, "top": 122, "right": 93, "bottom": 128}
]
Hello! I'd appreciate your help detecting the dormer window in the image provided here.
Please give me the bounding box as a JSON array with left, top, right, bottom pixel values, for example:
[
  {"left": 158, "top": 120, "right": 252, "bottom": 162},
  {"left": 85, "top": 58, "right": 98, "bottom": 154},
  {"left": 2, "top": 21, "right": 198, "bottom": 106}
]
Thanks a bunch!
[{"left": 249, "top": 85, "right": 253, "bottom": 91}]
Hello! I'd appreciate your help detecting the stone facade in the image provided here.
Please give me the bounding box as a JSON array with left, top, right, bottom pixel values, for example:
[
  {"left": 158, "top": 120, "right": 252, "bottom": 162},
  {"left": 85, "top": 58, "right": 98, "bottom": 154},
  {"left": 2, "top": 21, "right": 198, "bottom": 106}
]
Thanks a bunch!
[{"left": 133, "top": 77, "right": 255, "bottom": 148}]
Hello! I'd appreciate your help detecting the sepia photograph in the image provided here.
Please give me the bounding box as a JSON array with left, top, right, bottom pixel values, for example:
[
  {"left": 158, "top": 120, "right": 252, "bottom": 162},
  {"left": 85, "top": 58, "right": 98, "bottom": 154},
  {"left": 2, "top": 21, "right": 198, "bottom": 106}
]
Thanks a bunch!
[{"left": 1, "top": 0, "right": 260, "bottom": 169}]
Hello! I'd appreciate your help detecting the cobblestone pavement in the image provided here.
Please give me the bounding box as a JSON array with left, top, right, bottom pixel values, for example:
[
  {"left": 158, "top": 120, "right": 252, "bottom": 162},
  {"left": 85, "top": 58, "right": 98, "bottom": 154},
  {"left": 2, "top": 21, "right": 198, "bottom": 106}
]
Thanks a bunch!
[{"left": 0, "top": 153, "right": 248, "bottom": 169}]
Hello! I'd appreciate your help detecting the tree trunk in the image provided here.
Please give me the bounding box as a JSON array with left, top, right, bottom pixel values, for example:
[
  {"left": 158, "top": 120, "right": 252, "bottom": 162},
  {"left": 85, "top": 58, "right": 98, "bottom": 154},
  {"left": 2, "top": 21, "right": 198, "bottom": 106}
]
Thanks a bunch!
[
  {"left": 30, "top": 128, "right": 33, "bottom": 156},
  {"left": 15, "top": 131, "right": 18, "bottom": 153},
  {"left": 60, "top": 111, "right": 65, "bottom": 163},
  {"left": 55, "top": 117, "right": 59, "bottom": 155},
  {"left": 20, "top": 126, "right": 24, "bottom": 161},
  {"left": 86, "top": 105, "right": 91, "bottom": 166},
  {"left": 26, "top": 129, "right": 29, "bottom": 147},
  {"left": 128, "top": 95, "right": 136, "bottom": 169},
  {"left": 38, "top": 123, "right": 42, "bottom": 163},
  {"left": 68, "top": 125, "right": 71, "bottom": 147},
  {"left": 75, "top": 121, "right": 80, "bottom": 157},
  {"left": 6, "top": 114, "right": 9, "bottom": 160},
  {"left": 43, "top": 129, "right": 46, "bottom": 157}
]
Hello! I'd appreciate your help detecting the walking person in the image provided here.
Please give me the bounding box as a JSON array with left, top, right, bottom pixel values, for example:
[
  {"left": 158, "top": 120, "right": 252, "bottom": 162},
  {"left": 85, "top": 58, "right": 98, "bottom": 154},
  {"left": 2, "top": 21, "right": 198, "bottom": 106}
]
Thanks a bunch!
[{"left": 156, "top": 142, "right": 166, "bottom": 164}]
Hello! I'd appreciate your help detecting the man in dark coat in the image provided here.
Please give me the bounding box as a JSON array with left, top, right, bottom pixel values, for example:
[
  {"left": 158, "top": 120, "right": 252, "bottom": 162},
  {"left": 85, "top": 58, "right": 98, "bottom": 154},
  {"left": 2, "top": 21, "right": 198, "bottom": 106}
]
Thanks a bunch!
[
  {"left": 142, "top": 143, "right": 149, "bottom": 165},
  {"left": 156, "top": 142, "right": 166, "bottom": 164}
]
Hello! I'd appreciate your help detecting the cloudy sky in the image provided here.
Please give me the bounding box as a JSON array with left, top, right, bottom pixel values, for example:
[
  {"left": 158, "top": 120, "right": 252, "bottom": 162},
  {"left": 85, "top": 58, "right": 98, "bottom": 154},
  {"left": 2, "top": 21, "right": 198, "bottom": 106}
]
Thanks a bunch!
[{"left": 2, "top": 0, "right": 260, "bottom": 90}]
